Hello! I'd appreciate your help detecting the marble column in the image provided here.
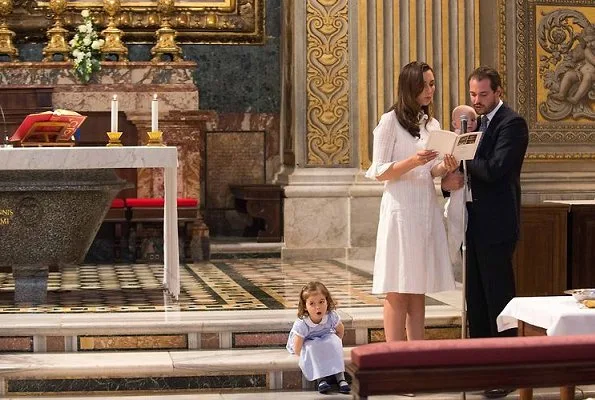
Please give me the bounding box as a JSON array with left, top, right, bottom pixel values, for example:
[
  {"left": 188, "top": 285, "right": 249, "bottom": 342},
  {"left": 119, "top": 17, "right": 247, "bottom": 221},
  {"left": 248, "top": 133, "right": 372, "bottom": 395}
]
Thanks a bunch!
[{"left": 277, "top": 0, "right": 381, "bottom": 260}]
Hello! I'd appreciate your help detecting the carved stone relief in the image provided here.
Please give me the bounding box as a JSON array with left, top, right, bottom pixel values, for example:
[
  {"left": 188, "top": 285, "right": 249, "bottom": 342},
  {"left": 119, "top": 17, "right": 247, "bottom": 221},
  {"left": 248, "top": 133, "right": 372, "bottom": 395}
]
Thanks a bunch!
[
  {"left": 538, "top": 10, "right": 594, "bottom": 121},
  {"left": 511, "top": 0, "right": 594, "bottom": 152}
]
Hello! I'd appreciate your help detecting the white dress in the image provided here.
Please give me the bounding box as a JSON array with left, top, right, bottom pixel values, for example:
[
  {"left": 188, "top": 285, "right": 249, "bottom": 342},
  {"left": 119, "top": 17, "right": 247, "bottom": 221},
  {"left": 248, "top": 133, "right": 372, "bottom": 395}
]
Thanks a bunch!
[
  {"left": 365, "top": 111, "right": 455, "bottom": 294},
  {"left": 286, "top": 310, "right": 344, "bottom": 381}
]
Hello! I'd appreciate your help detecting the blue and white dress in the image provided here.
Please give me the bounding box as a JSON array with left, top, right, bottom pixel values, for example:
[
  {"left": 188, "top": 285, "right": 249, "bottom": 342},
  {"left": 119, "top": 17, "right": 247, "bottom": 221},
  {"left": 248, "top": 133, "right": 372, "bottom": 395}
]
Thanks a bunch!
[{"left": 286, "top": 310, "right": 345, "bottom": 381}]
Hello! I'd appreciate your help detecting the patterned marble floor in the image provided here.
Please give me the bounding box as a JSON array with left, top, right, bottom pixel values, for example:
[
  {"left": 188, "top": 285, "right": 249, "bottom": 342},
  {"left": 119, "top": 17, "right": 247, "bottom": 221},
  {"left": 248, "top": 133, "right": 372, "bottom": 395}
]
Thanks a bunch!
[{"left": 0, "top": 259, "right": 444, "bottom": 313}]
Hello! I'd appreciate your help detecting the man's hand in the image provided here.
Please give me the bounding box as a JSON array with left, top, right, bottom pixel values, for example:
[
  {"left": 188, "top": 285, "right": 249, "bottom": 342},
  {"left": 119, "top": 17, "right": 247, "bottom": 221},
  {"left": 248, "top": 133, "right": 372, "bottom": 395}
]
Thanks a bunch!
[{"left": 441, "top": 171, "right": 464, "bottom": 192}]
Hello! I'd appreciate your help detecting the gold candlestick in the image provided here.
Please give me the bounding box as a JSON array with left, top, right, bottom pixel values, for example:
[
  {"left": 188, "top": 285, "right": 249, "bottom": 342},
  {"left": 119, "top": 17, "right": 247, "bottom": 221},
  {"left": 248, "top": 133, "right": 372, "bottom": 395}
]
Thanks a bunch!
[
  {"left": 150, "top": 0, "right": 182, "bottom": 62},
  {"left": 106, "top": 131, "right": 123, "bottom": 147},
  {"left": 0, "top": 0, "right": 18, "bottom": 61},
  {"left": 42, "top": 0, "right": 70, "bottom": 61},
  {"left": 146, "top": 131, "right": 165, "bottom": 146},
  {"left": 101, "top": 0, "right": 128, "bottom": 61}
]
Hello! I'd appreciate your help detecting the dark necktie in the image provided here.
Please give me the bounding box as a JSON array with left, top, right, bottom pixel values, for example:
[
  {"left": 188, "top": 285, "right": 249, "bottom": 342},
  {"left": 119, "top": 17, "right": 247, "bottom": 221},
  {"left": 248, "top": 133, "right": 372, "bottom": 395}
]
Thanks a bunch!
[{"left": 479, "top": 115, "right": 489, "bottom": 133}]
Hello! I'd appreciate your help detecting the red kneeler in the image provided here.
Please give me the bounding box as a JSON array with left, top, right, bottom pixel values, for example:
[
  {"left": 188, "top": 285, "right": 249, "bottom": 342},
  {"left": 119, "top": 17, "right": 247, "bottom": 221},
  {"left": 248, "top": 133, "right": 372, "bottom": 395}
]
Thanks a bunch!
[{"left": 125, "top": 198, "right": 198, "bottom": 263}]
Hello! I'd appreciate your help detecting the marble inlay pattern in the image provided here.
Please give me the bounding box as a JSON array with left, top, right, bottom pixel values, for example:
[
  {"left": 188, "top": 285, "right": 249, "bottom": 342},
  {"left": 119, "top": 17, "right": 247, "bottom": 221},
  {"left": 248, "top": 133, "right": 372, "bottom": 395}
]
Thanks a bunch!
[
  {"left": 0, "top": 259, "right": 445, "bottom": 313},
  {"left": 7, "top": 375, "right": 267, "bottom": 394},
  {"left": 232, "top": 332, "right": 288, "bottom": 348},
  {"left": 79, "top": 335, "right": 187, "bottom": 351},
  {"left": 0, "top": 62, "right": 197, "bottom": 87},
  {"left": 369, "top": 325, "right": 460, "bottom": 343},
  {"left": 0, "top": 337, "right": 32, "bottom": 352},
  {"left": 46, "top": 336, "right": 66, "bottom": 352},
  {"left": 200, "top": 333, "right": 220, "bottom": 350}
]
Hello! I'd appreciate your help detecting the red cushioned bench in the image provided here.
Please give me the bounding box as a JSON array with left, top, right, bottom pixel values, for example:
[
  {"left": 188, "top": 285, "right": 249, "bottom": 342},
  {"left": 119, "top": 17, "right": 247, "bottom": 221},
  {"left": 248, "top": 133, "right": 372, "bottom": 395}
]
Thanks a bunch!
[
  {"left": 126, "top": 198, "right": 199, "bottom": 262},
  {"left": 347, "top": 335, "right": 595, "bottom": 400}
]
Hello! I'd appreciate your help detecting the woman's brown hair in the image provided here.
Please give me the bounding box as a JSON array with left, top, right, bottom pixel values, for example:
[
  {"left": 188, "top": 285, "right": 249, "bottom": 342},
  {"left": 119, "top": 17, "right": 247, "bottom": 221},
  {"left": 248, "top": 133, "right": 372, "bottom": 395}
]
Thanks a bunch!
[
  {"left": 391, "top": 61, "right": 435, "bottom": 139},
  {"left": 297, "top": 281, "right": 337, "bottom": 319}
]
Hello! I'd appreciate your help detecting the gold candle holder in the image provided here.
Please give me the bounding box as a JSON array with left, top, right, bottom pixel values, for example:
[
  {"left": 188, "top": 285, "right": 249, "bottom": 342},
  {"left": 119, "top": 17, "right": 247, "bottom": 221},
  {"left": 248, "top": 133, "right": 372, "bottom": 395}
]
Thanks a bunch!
[
  {"left": 42, "top": 0, "right": 70, "bottom": 61},
  {"left": 106, "top": 131, "right": 123, "bottom": 147},
  {"left": 0, "top": 0, "right": 18, "bottom": 61},
  {"left": 146, "top": 131, "right": 165, "bottom": 146},
  {"left": 150, "top": 0, "right": 182, "bottom": 62},
  {"left": 101, "top": 0, "right": 128, "bottom": 61}
]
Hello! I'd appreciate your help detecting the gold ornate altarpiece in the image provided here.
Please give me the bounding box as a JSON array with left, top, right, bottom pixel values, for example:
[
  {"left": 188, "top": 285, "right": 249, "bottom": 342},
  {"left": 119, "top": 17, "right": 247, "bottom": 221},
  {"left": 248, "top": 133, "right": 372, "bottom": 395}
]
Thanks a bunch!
[{"left": 10, "top": 0, "right": 263, "bottom": 43}]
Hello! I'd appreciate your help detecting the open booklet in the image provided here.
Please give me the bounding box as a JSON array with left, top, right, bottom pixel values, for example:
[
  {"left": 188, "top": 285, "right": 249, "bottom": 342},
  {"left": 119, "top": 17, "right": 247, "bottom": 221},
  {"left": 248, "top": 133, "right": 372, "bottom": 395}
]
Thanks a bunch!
[
  {"left": 425, "top": 130, "right": 482, "bottom": 161},
  {"left": 10, "top": 109, "right": 87, "bottom": 144}
]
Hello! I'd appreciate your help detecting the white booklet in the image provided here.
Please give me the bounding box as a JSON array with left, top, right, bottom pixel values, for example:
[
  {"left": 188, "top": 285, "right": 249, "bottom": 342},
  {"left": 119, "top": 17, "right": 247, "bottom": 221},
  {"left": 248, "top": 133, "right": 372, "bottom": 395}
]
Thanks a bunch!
[{"left": 425, "top": 130, "right": 483, "bottom": 160}]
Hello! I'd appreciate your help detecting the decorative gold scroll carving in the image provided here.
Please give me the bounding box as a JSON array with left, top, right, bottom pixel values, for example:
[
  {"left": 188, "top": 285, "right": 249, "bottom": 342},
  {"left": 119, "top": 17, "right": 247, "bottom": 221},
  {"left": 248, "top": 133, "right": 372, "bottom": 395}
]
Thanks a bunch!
[
  {"left": 530, "top": 131, "right": 594, "bottom": 143},
  {"left": 10, "top": 0, "right": 263, "bottom": 44},
  {"left": 497, "top": 0, "right": 507, "bottom": 91},
  {"left": 525, "top": 152, "right": 595, "bottom": 160},
  {"left": 305, "top": 0, "right": 350, "bottom": 166},
  {"left": 513, "top": 0, "right": 594, "bottom": 145}
]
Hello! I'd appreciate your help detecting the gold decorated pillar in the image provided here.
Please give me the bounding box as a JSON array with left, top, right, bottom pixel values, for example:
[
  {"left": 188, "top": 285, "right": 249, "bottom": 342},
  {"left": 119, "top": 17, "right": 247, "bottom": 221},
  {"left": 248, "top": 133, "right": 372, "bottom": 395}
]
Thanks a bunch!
[{"left": 278, "top": 0, "right": 366, "bottom": 260}]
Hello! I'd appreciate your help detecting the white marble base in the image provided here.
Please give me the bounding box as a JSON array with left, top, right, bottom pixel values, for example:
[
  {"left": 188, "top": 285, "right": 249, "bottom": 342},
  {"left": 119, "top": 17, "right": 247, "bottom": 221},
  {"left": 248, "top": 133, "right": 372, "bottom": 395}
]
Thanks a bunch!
[{"left": 281, "top": 168, "right": 382, "bottom": 260}]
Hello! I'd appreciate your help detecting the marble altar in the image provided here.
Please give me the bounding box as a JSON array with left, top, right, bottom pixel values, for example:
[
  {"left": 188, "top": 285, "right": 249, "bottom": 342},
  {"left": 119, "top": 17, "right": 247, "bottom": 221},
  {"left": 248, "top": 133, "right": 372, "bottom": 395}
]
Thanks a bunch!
[{"left": 0, "top": 147, "right": 181, "bottom": 300}]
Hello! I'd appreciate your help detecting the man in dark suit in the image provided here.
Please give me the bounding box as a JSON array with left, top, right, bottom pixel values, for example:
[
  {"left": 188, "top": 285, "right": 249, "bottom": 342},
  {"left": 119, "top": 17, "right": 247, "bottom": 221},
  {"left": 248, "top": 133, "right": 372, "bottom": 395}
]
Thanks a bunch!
[
  {"left": 443, "top": 66, "right": 528, "bottom": 398},
  {"left": 444, "top": 66, "right": 529, "bottom": 334}
]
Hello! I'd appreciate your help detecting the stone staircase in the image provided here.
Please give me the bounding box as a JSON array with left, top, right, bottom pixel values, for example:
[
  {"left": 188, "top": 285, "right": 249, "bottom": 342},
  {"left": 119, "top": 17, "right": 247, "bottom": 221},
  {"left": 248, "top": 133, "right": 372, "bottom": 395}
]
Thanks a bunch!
[{"left": 0, "top": 305, "right": 461, "bottom": 397}]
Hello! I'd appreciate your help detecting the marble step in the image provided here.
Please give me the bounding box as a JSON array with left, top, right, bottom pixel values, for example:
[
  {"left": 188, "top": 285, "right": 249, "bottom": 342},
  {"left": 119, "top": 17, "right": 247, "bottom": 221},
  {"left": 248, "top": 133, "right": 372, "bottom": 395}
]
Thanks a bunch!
[
  {"left": 209, "top": 240, "right": 283, "bottom": 258},
  {"left": 6, "top": 389, "right": 595, "bottom": 400},
  {"left": 0, "top": 306, "right": 462, "bottom": 352},
  {"left": 2, "top": 349, "right": 595, "bottom": 399},
  {"left": 0, "top": 347, "right": 351, "bottom": 396}
]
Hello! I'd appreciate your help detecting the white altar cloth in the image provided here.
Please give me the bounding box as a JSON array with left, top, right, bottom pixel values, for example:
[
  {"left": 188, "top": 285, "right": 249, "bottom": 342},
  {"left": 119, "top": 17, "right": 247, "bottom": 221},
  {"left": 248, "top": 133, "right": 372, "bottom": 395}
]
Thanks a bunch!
[
  {"left": 0, "top": 146, "right": 180, "bottom": 298},
  {"left": 497, "top": 296, "right": 595, "bottom": 336}
]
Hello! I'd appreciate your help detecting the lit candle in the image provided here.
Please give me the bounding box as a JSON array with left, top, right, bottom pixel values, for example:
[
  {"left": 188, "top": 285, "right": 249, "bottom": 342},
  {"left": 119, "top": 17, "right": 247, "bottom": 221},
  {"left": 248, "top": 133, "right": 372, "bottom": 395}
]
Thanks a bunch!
[
  {"left": 151, "top": 94, "right": 158, "bottom": 132},
  {"left": 111, "top": 95, "right": 118, "bottom": 132}
]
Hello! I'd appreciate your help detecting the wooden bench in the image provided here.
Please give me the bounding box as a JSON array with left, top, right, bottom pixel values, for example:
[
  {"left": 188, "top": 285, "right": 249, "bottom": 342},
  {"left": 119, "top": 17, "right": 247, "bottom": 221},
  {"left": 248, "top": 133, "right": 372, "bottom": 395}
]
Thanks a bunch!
[
  {"left": 229, "top": 184, "right": 284, "bottom": 242},
  {"left": 347, "top": 335, "right": 595, "bottom": 400},
  {"left": 125, "top": 197, "right": 200, "bottom": 262}
]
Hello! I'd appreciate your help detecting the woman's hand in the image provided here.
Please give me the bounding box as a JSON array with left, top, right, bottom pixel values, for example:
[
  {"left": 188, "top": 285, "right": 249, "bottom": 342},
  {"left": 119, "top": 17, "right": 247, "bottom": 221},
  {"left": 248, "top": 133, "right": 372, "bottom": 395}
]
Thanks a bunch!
[
  {"left": 442, "top": 154, "right": 459, "bottom": 173},
  {"left": 412, "top": 150, "right": 438, "bottom": 167},
  {"left": 430, "top": 154, "right": 459, "bottom": 177}
]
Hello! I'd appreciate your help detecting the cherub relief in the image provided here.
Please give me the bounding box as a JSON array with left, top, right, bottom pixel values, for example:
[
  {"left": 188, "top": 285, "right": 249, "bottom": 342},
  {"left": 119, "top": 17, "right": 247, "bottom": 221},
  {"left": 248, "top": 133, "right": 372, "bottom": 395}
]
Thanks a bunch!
[
  {"left": 539, "top": 10, "right": 595, "bottom": 121},
  {"left": 550, "top": 24, "right": 595, "bottom": 105}
]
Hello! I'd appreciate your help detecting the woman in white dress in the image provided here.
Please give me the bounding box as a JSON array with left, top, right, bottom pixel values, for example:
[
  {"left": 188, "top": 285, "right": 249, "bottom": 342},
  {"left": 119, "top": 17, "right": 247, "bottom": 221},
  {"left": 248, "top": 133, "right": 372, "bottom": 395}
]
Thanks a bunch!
[{"left": 365, "top": 61, "right": 458, "bottom": 341}]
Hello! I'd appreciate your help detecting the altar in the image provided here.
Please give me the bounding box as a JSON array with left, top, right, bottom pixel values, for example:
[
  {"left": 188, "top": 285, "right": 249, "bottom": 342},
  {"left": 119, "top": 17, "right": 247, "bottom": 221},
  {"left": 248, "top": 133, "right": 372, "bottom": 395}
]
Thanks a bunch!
[
  {"left": 0, "top": 146, "right": 181, "bottom": 300},
  {"left": 0, "top": 61, "right": 204, "bottom": 201}
]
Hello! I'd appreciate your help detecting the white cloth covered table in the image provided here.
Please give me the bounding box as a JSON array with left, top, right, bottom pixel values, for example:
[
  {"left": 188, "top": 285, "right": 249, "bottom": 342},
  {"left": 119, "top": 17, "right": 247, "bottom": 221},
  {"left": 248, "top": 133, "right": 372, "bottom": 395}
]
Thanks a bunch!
[
  {"left": 497, "top": 296, "right": 595, "bottom": 336},
  {"left": 0, "top": 146, "right": 180, "bottom": 298}
]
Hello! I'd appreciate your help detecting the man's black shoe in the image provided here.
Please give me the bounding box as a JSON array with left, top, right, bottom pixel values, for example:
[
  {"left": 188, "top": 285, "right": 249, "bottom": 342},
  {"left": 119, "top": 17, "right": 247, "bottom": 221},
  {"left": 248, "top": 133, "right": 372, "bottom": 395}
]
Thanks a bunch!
[{"left": 484, "top": 388, "right": 514, "bottom": 398}]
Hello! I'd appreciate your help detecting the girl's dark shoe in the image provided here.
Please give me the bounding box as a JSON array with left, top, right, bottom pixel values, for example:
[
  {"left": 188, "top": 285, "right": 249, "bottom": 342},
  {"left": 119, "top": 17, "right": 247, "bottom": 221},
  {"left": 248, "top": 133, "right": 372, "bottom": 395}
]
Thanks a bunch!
[
  {"left": 338, "top": 379, "right": 351, "bottom": 394},
  {"left": 317, "top": 380, "right": 331, "bottom": 394}
]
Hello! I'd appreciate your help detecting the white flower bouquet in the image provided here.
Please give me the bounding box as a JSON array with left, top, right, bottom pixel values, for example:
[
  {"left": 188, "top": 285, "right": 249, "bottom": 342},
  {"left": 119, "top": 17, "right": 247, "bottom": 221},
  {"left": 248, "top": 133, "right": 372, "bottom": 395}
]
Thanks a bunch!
[{"left": 69, "top": 10, "right": 104, "bottom": 83}]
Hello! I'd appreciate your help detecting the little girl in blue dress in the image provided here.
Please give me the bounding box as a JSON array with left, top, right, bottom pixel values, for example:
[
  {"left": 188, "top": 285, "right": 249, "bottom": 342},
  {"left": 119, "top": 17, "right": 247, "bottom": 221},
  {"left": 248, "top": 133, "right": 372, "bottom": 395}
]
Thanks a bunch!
[{"left": 286, "top": 281, "right": 351, "bottom": 394}]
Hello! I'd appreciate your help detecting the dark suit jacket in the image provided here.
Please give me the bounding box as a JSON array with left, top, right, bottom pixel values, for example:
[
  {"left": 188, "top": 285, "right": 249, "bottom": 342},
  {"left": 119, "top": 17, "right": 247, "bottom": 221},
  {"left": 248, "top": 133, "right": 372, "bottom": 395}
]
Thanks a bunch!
[{"left": 466, "top": 104, "right": 529, "bottom": 245}]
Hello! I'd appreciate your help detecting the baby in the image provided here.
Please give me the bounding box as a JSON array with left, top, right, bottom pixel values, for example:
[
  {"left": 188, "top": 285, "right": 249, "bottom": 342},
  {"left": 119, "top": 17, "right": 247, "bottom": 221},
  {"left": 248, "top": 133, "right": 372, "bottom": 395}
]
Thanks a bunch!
[{"left": 451, "top": 105, "right": 478, "bottom": 133}]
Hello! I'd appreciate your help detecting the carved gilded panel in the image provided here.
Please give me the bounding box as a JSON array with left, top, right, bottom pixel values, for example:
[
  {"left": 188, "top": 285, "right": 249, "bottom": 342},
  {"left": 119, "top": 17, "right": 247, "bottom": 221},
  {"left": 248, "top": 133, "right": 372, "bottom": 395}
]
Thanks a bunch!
[
  {"left": 11, "top": 0, "right": 263, "bottom": 44},
  {"left": 512, "top": 0, "right": 594, "bottom": 149},
  {"left": 305, "top": 0, "right": 350, "bottom": 166}
]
